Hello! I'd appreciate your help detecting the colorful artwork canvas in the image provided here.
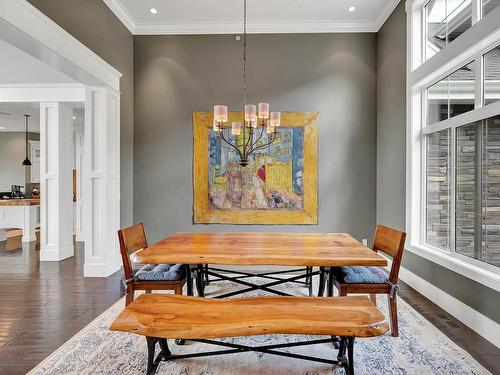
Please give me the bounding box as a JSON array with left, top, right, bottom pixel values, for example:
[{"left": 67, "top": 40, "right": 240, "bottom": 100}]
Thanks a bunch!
[
  {"left": 194, "top": 112, "right": 318, "bottom": 224},
  {"left": 208, "top": 128, "right": 304, "bottom": 210}
]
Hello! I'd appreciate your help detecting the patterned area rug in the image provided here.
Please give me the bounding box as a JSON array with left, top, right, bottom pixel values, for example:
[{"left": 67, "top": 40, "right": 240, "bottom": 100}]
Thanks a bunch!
[{"left": 28, "top": 278, "right": 490, "bottom": 375}]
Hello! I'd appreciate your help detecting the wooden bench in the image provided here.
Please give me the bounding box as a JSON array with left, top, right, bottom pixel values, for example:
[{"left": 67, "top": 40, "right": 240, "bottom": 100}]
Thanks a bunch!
[{"left": 110, "top": 294, "right": 388, "bottom": 375}]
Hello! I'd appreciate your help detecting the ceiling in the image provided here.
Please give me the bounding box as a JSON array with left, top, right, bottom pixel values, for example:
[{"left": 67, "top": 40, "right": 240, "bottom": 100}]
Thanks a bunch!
[
  {"left": 103, "top": 0, "right": 401, "bottom": 35},
  {"left": 0, "top": 39, "right": 77, "bottom": 84}
]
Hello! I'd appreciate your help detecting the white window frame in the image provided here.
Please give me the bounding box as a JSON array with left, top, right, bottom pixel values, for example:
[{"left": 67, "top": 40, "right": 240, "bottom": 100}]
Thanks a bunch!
[{"left": 406, "top": 0, "right": 500, "bottom": 291}]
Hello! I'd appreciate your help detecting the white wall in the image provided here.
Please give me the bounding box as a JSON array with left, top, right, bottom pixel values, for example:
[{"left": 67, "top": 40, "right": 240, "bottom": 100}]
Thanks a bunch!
[{"left": 0, "top": 131, "right": 39, "bottom": 192}]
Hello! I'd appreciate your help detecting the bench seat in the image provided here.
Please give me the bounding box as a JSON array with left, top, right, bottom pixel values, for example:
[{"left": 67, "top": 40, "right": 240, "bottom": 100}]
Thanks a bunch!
[
  {"left": 110, "top": 294, "right": 388, "bottom": 375},
  {"left": 110, "top": 294, "right": 388, "bottom": 339}
]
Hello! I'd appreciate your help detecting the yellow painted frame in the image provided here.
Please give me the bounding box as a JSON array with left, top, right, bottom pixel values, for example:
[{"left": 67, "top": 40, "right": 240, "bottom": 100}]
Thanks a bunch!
[{"left": 193, "top": 111, "right": 318, "bottom": 224}]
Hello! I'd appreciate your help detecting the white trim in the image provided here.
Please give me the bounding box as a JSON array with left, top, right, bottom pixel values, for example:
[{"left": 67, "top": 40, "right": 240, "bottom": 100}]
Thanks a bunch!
[
  {"left": 0, "top": 84, "right": 85, "bottom": 103},
  {"left": 83, "top": 257, "right": 122, "bottom": 278},
  {"left": 0, "top": 0, "right": 122, "bottom": 91},
  {"left": 423, "top": 99, "right": 500, "bottom": 134},
  {"left": 408, "top": 244, "right": 500, "bottom": 291},
  {"left": 133, "top": 20, "right": 381, "bottom": 35},
  {"left": 101, "top": 0, "right": 136, "bottom": 34},
  {"left": 375, "top": 0, "right": 403, "bottom": 31},
  {"left": 398, "top": 265, "right": 500, "bottom": 348},
  {"left": 102, "top": 0, "right": 401, "bottom": 35}
]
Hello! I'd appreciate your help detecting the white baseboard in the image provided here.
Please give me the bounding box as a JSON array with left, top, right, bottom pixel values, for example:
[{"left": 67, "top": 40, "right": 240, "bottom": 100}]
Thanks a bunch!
[
  {"left": 84, "top": 257, "right": 121, "bottom": 278},
  {"left": 399, "top": 265, "right": 500, "bottom": 349},
  {"left": 39, "top": 248, "right": 74, "bottom": 261}
]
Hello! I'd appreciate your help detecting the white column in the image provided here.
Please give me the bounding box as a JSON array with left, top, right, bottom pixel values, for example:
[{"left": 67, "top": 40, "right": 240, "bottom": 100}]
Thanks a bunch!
[
  {"left": 21, "top": 205, "right": 37, "bottom": 243},
  {"left": 74, "top": 124, "right": 85, "bottom": 241},
  {"left": 39, "top": 102, "right": 74, "bottom": 261},
  {"left": 83, "top": 87, "right": 121, "bottom": 277}
]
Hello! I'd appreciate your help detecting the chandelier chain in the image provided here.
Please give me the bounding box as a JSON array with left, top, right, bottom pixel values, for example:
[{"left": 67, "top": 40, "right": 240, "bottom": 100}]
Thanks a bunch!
[{"left": 243, "top": 0, "right": 247, "bottom": 107}]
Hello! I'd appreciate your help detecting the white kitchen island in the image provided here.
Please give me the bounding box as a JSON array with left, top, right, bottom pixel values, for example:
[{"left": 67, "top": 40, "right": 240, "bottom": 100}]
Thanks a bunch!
[{"left": 0, "top": 199, "right": 40, "bottom": 242}]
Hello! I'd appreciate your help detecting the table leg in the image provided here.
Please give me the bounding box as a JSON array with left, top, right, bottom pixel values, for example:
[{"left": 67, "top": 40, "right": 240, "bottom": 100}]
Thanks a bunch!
[
  {"left": 327, "top": 267, "right": 334, "bottom": 297},
  {"left": 317, "top": 267, "right": 326, "bottom": 297},
  {"left": 185, "top": 265, "right": 193, "bottom": 296},
  {"left": 196, "top": 264, "right": 205, "bottom": 297}
]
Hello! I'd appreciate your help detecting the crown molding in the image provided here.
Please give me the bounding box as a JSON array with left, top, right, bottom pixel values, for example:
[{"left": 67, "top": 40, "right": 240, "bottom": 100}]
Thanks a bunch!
[
  {"left": 134, "top": 20, "right": 380, "bottom": 35},
  {"left": 102, "top": 0, "right": 402, "bottom": 35},
  {"left": 375, "top": 0, "right": 402, "bottom": 30},
  {"left": 102, "top": 0, "right": 136, "bottom": 34}
]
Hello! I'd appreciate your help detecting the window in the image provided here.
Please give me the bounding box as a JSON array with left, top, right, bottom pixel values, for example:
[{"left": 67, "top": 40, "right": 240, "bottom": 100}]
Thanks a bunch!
[
  {"left": 482, "top": 0, "right": 500, "bottom": 17},
  {"left": 454, "top": 116, "right": 500, "bottom": 267},
  {"left": 484, "top": 45, "right": 500, "bottom": 105},
  {"left": 427, "top": 61, "right": 475, "bottom": 125},
  {"left": 426, "top": 129, "right": 451, "bottom": 250},
  {"left": 425, "top": 0, "right": 473, "bottom": 60},
  {"left": 409, "top": 0, "right": 500, "bottom": 278}
]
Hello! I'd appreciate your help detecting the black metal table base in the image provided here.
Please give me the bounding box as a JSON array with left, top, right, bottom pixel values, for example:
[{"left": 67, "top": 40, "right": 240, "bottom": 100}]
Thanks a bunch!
[
  {"left": 195, "top": 265, "right": 328, "bottom": 298},
  {"left": 145, "top": 336, "right": 356, "bottom": 375}
]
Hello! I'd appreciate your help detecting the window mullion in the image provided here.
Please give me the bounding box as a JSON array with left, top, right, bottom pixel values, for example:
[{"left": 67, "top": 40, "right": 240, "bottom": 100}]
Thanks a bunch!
[
  {"left": 475, "top": 56, "right": 483, "bottom": 108},
  {"left": 450, "top": 126, "right": 457, "bottom": 253},
  {"left": 472, "top": 0, "right": 481, "bottom": 24}
]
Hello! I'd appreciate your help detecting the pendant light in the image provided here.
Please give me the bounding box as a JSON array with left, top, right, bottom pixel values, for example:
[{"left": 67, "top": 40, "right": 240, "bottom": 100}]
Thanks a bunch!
[{"left": 22, "top": 114, "right": 31, "bottom": 166}]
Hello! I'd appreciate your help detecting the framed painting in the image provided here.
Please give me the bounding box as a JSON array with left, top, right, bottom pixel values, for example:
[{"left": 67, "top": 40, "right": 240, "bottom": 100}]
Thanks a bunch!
[{"left": 193, "top": 111, "right": 318, "bottom": 224}]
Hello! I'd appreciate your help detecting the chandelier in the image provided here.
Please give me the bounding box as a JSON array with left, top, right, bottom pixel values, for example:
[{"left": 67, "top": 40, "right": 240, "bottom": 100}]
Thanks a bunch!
[{"left": 212, "top": 0, "right": 280, "bottom": 167}]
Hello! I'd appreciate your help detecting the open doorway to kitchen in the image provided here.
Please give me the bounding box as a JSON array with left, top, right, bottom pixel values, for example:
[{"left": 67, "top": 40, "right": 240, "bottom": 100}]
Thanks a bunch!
[{"left": 0, "top": 102, "right": 84, "bottom": 260}]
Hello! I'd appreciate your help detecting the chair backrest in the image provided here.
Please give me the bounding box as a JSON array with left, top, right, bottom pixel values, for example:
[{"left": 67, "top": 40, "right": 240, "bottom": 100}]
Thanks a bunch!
[
  {"left": 372, "top": 225, "right": 406, "bottom": 284},
  {"left": 117, "top": 223, "right": 148, "bottom": 280}
]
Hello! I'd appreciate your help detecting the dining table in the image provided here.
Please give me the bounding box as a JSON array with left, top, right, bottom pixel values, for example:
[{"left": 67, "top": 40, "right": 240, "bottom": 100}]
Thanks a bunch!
[{"left": 133, "top": 232, "right": 388, "bottom": 298}]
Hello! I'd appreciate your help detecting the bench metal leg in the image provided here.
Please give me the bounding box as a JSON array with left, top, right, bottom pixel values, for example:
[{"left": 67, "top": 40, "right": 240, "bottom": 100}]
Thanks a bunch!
[
  {"left": 144, "top": 336, "right": 356, "bottom": 374},
  {"left": 146, "top": 337, "right": 171, "bottom": 375}
]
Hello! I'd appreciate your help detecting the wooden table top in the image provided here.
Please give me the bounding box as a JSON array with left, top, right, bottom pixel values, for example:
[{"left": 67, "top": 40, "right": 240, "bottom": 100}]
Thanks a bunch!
[
  {"left": 134, "top": 232, "right": 388, "bottom": 267},
  {"left": 110, "top": 294, "right": 389, "bottom": 339},
  {"left": 0, "top": 199, "right": 40, "bottom": 207}
]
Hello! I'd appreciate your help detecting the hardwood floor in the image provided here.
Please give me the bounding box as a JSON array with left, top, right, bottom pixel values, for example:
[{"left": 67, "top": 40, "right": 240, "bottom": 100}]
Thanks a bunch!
[
  {"left": 0, "top": 231, "right": 499, "bottom": 374},
  {"left": 0, "top": 232, "right": 124, "bottom": 375}
]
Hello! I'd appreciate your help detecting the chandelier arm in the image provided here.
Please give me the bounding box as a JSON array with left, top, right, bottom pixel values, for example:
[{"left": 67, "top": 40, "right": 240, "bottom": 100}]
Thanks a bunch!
[
  {"left": 248, "top": 124, "right": 265, "bottom": 151},
  {"left": 219, "top": 130, "right": 243, "bottom": 158},
  {"left": 249, "top": 132, "right": 278, "bottom": 153}
]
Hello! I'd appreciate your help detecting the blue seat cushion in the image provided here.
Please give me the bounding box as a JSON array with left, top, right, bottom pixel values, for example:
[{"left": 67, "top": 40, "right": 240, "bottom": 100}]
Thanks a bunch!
[
  {"left": 331, "top": 266, "right": 389, "bottom": 284},
  {"left": 134, "top": 264, "right": 185, "bottom": 281}
]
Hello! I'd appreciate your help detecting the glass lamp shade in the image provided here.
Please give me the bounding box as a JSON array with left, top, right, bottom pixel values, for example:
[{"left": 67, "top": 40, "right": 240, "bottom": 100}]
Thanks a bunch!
[
  {"left": 258, "top": 103, "right": 270, "bottom": 119},
  {"left": 231, "top": 122, "right": 241, "bottom": 135},
  {"left": 213, "top": 119, "right": 221, "bottom": 132},
  {"left": 214, "top": 105, "right": 228, "bottom": 122},
  {"left": 266, "top": 124, "right": 275, "bottom": 134},
  {"left": 244, "top": 104, "right": 257, "bottom": 122},
  {"left": 270, "top": 112, "right": 281, "bottom": 126}
]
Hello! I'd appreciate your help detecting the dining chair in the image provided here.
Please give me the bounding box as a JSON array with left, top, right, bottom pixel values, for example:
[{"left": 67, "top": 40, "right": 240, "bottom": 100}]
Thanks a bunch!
[
  {"left": 118, "top": 223, "right": 193, "bottom": 306},
  {"left": 328, "top": 225, "right": 406, "bottom": 337}
]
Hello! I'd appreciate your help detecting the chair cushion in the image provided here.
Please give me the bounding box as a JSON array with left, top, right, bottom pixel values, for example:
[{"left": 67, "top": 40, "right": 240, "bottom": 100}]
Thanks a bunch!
[
  {"left": 330, "top": 266, "right": 389, "bottom": 284},
  {"left": 134, "top": 264, "right": 185, "bottom": 281}
]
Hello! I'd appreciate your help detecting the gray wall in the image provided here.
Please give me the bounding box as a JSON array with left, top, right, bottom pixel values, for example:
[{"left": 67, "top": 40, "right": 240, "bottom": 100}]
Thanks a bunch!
[
  {"left": 376, "top": 1, "right": 406, "bottom": 230},
  {"left": 28, "top": 0, "right": 134, "bottom": 227},
  {"left": 377, "top": 1, "right": 500, "bottom": 324},
  {"left": 134, "top": 34, "right": 377, "bottom": 243},
  {"left": 0, "top": 132, "right": 39, "bottom": 192}
]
